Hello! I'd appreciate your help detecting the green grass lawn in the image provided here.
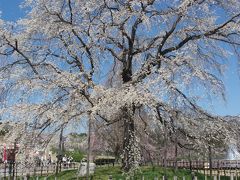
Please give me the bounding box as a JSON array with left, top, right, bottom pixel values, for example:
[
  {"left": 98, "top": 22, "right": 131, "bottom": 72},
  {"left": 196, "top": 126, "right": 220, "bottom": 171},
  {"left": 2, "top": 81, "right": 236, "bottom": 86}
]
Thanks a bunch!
[
  {"left": 93, "top": 166, "right": 196, "bottom": 180},
  {"left": 29, "top": 166, "right": 236, "bottom": 180}
]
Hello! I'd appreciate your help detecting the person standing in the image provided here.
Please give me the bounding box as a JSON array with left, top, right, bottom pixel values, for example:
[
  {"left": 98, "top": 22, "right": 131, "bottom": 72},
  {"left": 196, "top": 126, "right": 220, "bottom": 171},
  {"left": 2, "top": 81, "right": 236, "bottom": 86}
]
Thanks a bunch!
[{"left": 47, "top": 154, "right": 52, "bottom": 164}]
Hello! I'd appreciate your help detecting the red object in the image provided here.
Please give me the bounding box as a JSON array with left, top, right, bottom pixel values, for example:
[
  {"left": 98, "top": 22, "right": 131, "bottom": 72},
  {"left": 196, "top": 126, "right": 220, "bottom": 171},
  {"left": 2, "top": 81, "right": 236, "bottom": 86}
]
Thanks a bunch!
[{"left": 3, "top": 144, "right": 7, "bottom": 163}]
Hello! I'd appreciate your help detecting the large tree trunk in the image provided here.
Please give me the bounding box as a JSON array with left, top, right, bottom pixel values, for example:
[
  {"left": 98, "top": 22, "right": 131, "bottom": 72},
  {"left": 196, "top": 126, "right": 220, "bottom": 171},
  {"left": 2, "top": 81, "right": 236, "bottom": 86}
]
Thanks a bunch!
[
  {"left": 121, "top": 67, "right": 140, "bottom": 172},
  {"left": 122, "top": 112, "right": 136, "bottom": 172}
]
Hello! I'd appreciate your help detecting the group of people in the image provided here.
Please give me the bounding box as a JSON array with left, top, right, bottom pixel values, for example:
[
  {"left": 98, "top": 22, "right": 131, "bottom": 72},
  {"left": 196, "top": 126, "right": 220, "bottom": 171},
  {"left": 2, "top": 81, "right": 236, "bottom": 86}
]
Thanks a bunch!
[
  {"left": 35, "top": 154, "right": 73, "bottom": 167},
  {"left": 61, "top": 154, "right": 73, "bottom": 166}
]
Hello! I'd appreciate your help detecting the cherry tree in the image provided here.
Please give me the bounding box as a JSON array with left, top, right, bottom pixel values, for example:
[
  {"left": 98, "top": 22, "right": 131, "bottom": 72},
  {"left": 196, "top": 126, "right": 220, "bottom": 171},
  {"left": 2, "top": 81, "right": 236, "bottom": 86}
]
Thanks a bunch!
[{"left": 0, "top": 0, "right": 240, "bottom": 173}]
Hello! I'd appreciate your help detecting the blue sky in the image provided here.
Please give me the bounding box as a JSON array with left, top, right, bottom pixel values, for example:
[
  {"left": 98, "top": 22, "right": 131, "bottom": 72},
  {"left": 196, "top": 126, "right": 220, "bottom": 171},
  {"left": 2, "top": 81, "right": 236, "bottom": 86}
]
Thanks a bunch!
[
  {"left": 0, "top": 0, "right": 25, "bottom": 21},
  {"left": 1, "top": 0, "right": 240, "bottom": 116}
]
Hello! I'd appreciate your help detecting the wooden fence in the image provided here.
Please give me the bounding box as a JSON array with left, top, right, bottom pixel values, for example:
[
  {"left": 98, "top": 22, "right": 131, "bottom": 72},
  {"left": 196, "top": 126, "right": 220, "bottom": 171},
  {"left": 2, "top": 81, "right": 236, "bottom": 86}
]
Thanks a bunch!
[
  {"left": 1, "top": 159, "right": 240, "bottom": 179},
  {"left": 105, "top": 175, "right": 239, "bottom": 180},
  {"left": 0, "top": 162, "right": 79, "bottom": 179},
  {"left": 158, "top": 160, "right": 240, "bottom": 169}
]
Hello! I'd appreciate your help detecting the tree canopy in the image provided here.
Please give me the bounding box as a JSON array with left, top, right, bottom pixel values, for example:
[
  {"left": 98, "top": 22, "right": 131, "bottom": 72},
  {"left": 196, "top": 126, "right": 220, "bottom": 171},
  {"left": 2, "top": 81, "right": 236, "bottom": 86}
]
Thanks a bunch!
[{"left": 0, "top": 0, "right": 240, "bottom": 172}]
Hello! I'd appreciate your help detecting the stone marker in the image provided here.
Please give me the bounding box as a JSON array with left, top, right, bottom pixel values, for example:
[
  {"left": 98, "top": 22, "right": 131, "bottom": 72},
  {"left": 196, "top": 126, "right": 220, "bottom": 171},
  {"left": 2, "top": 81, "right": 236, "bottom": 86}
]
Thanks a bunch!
[{"left": 78, "top": 162, "right": 96, "bottom": 177}]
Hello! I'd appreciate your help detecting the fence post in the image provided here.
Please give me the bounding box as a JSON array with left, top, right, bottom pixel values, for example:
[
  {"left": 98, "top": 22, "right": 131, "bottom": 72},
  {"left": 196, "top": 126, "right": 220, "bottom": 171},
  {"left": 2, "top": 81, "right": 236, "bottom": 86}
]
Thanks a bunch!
[
  {"left": 174, "top": 176, "right": 177, "bottom": 180},
  {"left": 235, "top": 166, "right": 237, "bottom": 180},
  {"left": 40, "top": 165, "right": 43, "bottom": 176},
  {"left": 183, "top": 176, "right": 185, "bottom": 180},
  {"left": 154, "top": 177, "right": 159, "bottom": 180},
  {"left": 142, "top": 175, "right": 144, "bottom": 180},
  {"left": 34, "top": 167, "right": 36, "bottom": 177},
  {"left": 197, "top": 160, "right": 198, "bottom": 173},
  {"left": 230, "top": 174, "right": 234, "bottom": 180},
  {"left": 205, "top": 175, "right": 207, "bottom": 180},
  {"left": 15, "top": 163, "right": 17, "bottom": 179},
  {"left": 214, "top": 176, "right": 217, "bottom": 180},
  {"left": 194, "top": 176, "right": 197, "bottom": 180},
  {"left": 4, "top": 163, "right": 6, "bottom": 179}
]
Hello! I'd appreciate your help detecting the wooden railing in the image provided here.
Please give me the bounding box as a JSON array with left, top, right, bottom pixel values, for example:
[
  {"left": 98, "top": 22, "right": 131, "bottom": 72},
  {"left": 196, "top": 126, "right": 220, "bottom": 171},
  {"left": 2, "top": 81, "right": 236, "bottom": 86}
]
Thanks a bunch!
[
  {"left": 158, "top": 160, "right": 240, "bottom": 169},
  {"left": 0, "top": 162, "right": 79, "bottom": 178}
]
